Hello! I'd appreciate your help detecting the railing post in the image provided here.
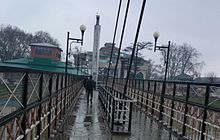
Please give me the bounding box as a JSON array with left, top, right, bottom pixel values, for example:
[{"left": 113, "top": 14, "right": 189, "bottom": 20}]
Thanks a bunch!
[
  {"left": 137, "top": 79, "right": 140, "bottom": 107},
  {"left": 151, "top": 81, "right": 156, "bottom": 116},
  {"left": 121, "top": 79, "right": 123, "bottom": 93},
  {"left": 111, "top": 98, "right": 115, "bottom": 131},
  {"left": 21, "top": 72, "right": 28, "bottom": 140},
  {"left": 182, "top": 83, "right": 190, "bottom": 136},
  {"left": 108, "top": 95, "right": 112, "bottom": 123},
  {"left": 47, "top": 74, "right": 52, "bottom": 138},
  {"left": 67, "top": 75, "right": 70, "bottom": 106},
  {"left": 60, "top": 75, "right": 64, "bottom": 119},
  {"left": 128, "top": 102, "right": 133, "bottom": 132},
  {"left": 55, "top": 74, "right": 59, "bottom": 127},
  {"left": 131, "top": 79, "right": 133, "bottom": 97},
  {"left": 134, "top": 79, "right": 137, "bottom": 99},
  {"left": 200, "top": 85, "right": 210, "bottom": 140},
  {"left": 117, "top": 91, "right": 123, "bottom": 124},
  {"left": 141, "top": 80, "right": 144, "bottom": 109},
  {"left": 37, "top": 73, "right": 43, "bottom": 139},
  {"left": 169, "top": 83, "right": 176, "bottom": 128},
  {"left": 64, "top": 74, "right": 67, "bottom": 114},
  {"left": 128, "top": 79, "right": 131, "bottom": 96},
  {"left": 159, "top": 81, "right": 166, "bottom": 120},
  {"left": 129, "top": 79, "right": 131, "bottom": 97},
  {"left": 106, "top": 91, "right": 109, "bottom": 117},
  {"left": 146, "top": 81, "right": 150, "bottom": 112}
]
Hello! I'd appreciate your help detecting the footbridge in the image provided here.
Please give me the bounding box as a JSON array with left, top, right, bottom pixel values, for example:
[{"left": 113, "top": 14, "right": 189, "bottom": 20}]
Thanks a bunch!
[{"left": 0, "top": 67, "right": 220, "bottom": 140}]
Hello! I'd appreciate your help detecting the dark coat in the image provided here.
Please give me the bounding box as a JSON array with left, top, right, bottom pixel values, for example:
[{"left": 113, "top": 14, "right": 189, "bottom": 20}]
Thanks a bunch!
[{"left": 85, "top": 79, "right": 96, "bottom": 91}]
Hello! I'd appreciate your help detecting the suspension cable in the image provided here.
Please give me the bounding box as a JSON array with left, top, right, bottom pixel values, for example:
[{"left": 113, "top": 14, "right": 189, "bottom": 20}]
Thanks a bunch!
[
  {"left": 105, "top": 0, "right": 122, "bottom": 87},
  {"left": 123, "top": 0, "right": 147, "bottom": 96},
  {"left": 111, "top": 0, "right": 131, "bottom": 90}
]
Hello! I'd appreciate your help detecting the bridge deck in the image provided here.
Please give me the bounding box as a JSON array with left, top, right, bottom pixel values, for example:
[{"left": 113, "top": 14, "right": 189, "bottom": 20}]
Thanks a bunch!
[{"left": 56, "top": 90, "right": 180, "bottom": 140}]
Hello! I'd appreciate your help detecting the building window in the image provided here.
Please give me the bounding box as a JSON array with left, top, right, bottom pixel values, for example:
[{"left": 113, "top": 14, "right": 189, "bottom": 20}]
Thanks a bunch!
[{"left": 35, "top": 47, "right": 52, "bottom": 56}]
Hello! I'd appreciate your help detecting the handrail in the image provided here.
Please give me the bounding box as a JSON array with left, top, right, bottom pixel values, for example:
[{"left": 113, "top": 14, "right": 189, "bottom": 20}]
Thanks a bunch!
[
  {"left": 114, "top": 98, "right": 136, "bottom": 102},
  {"left": 104, "top": 77, "right": 220, "bottom": 140},
  {"left": 98, "top": 85, "right": 135, "bottom": 134},
  {"left": 0, "top": 66, "right": 84, "bottom": 139}
]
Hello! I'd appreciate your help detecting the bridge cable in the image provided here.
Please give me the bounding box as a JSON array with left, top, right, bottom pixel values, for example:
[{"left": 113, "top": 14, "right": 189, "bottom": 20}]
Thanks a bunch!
[
  {"left": 111, "top": 0, "right": 131, "bottom": 91},
  {"left": 105, "top": 0, "right": 122, "bottom": 88},
  {"left": 123, "top": 0, "right": 147, "bottom": 96}
]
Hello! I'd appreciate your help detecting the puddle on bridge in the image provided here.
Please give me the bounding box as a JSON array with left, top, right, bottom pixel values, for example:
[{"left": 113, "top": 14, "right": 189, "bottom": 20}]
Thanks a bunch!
[{"left": 55, "top": 90, "right": 180, "bottom": 140}]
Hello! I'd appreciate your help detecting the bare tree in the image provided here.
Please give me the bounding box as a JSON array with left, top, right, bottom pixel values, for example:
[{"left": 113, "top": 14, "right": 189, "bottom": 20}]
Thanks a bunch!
[
  {"left": 123, "top": 42, "right": 152, "bottom": 56},
  {"left": 206, "top": 72, "right": 217, "bottom": 83},
  {"left": 0, "top": 25, "right": 60, "bottom": 61},
  {"left": 0, "top": 25, "right": 32, "bottom": 61},
  {"left": 33, "top": 31, "right": 59, "bottom": 46},
  {"left": 160, "top": 43, "right": 204, "bottom": 79},
  {"left": 123, "top": 41, "right": 153, "bottom": 78},
  {"left": 145, "top": 59, "right": 164, "bottom": 80}
]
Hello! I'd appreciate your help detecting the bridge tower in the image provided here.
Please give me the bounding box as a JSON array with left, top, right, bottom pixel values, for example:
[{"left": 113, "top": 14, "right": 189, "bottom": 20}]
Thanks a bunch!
[{"left": 92, "top": 14, "right": 101, "bottom": 84}]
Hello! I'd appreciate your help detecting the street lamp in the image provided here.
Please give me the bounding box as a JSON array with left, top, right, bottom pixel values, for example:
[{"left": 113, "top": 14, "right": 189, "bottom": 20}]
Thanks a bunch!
[
  {"left": 153, "top": 31, "right": 170, "bottom": 81},
  {"left": 65, "top": 25, "right": 86, "bottom": 75}
]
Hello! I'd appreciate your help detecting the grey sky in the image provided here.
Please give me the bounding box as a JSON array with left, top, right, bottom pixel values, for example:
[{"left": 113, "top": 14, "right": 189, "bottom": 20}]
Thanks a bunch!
[{"left": 1, "top": 0, "right": 220, "bottom": 76}]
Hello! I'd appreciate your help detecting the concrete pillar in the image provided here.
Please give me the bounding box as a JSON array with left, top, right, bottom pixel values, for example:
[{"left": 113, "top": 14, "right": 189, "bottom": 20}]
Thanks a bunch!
[{"left": 92, "top": 14, "right": 101, "bottom": 85}]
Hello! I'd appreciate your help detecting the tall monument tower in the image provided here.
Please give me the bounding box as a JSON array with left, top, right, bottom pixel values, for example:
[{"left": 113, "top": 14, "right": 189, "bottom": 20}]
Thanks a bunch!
[{"left": 92, "top": 14, "right": 101, "bottom": 84}]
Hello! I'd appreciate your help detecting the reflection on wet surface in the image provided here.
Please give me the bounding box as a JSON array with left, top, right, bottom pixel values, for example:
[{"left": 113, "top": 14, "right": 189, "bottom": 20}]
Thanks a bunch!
[{"left": 61, "top": 90, "right": 180, "bottom": 140}]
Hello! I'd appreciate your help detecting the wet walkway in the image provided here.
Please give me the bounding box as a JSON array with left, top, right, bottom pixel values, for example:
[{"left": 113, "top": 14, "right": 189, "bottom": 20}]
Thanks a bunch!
[{"left": 60, "top": 89, "right": 180, "bottom": 140}]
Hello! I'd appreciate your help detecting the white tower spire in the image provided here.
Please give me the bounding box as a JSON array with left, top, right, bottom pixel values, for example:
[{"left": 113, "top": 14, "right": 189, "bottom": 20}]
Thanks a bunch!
[{"left": 92, "top": 14, "right": 101, "bottom": 84}]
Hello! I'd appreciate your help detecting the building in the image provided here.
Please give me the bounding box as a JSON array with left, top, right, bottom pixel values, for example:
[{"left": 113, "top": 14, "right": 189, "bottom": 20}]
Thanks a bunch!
[
  {"left": 73, "top": 42, "right": 150, "bottom": 80},
  {"left": 30, "top": 43, "right": 62, "bottom": 61},
  {"left": 0, "top": 43, "right": 88, "bottom": 75},
  {"left": 99, "top": 43, "right": 121, "bottom": 78},
  {"left": 120, "top": 54, "right": 149, "bottom": 79},
  {"left": 72, "top": 51, "right": 90, "bottom": 75}
]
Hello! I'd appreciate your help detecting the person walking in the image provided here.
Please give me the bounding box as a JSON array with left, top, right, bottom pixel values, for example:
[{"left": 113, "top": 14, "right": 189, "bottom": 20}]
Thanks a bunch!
[
  {"left": 83, "top": 77, "right": 88, "bottom": 93},
  {"left": 85, "top": 75, "right": 96, "bottom": 104}
]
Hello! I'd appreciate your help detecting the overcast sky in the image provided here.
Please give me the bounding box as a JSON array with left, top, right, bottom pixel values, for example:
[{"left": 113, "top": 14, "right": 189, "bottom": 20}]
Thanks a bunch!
[{"left": 1, "top": 0, "right": 220, "bottom": 76}]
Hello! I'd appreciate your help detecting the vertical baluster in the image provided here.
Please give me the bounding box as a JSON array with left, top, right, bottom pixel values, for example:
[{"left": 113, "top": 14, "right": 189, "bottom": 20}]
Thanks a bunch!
[
  {"left": 21, "top": 72, "right": 28, "bottom": 140},
  {"left": 128, "top": 79, "right": 131, "bottom": 96},
  {"left": 200, "top": 85, "right": 210, "bottom": 140},
  {"left": 159, "top": 81, "right": 166, "bottom": 120},
  {"left": 136, "top": 80, "right": 141, "bottom": 107},
  {"left": 151, "top": 81, "right": 156, "bottom": 116},
  {"left": 37, "top": 73, "right": 43, "bottom": 139},
  {"left": 182, "top": 83, "right": 190, "bottom": 136},
  {"left": 54, "top": 74, "right": 59, "bottom": 127},
  {"left": 170, "top": 83, "right": 176, "bottom": 128},
  {"left": 141, "top": 80, "right": 144, "bottom": 110},
  {"left": 128, "top": 102, "right": 133, "bottom": 132},
  {"left": 47, "top": 74, "right": 52, "bottom": 138},
  {"left": 146, "top": 81, "right": 150, "bottom": 113},
  {"left": 60, "top": 75, "right": 63, "bottom": 119},
  {"left": 108, "top": 93, "right": 112, "bottom": 123},
  {"left": 111, "top": 99, "right": 115, "bottom": 131}
]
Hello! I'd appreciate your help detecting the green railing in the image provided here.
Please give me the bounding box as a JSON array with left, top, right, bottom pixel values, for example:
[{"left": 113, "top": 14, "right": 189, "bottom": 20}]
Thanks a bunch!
[
  {"left": 0, "top": 66, "right": 84, "bottom": 140},
  {"left": 106, "top": 78, "right": 220, "bottom": 140}
]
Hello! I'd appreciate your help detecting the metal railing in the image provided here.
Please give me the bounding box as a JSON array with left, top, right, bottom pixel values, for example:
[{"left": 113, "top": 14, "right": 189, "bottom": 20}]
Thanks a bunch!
[
  {"left": 98, "top": 85, "right": 135, "bottom": 134},
  {"left": 106, "top": 78, "right": 220, "bottom": 140},
  {"left": 0, "top": 67, "right": 83, "bottom": 140}
]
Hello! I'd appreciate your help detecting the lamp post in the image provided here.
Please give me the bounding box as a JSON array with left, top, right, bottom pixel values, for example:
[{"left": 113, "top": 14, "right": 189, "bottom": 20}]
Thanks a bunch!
[
  {"left": 63, "top": 25, "right": 85, "bottom": 116},
  {"left": 153, "top": 31, "right": 170, "bottom": 81},
  {"left": 153, "top": 31, "right": 171, "bottom": 121},
  {"left": 65, "top": 24, "right": 86, "bottom": 75}
]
